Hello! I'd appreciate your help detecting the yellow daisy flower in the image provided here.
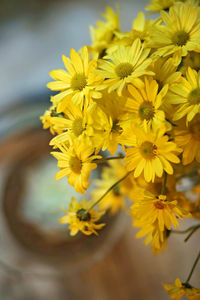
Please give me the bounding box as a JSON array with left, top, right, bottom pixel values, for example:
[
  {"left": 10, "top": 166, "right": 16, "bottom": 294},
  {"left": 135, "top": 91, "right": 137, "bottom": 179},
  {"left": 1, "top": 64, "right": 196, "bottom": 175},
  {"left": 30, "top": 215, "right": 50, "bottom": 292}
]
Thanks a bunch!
[
  {"left": 151, "top": 57, "right": 181, "bottom": 93},
  {"left": 134, "top": 221, "right": 168, "bottom": 253},
  {"left": 59, "top": 197, "right": 105, "bottom": 236},
  {"left": 96, "top": 38, "right": 153, "bottom": 96},
  {"left": 131, "top": 191, "right": 190, "bottom": 232},
  {"left": 49, "top": 102, "right": 99, "bottom": 148},
  {"left": 47, "top": 46, "right": 101, "bottom": 109},
  {"left": 40, "top": 103, "right": 65, "bottom": 135},
  {"left": 169, "top": 68, "right": 200, "bottom": 122},
  {"left": 51, "top": 141, "right": 101, "bottom": 194},
  {"left": 93, "top": 91, "right": 128, "bottom": 154},
  {"left": 89, "top": 6, "right": 119, "bottom": 56},
  {"left": 125, "top": 77, "right": 168, "bottom": 132},
  {"left": 145, "top": 0, "right": 176, "bottom": 12},
  {"left": 174, "top": 117, "right": 200, "bottom": 165},
  {"left": 164, "top": 278, "right": 200, "bottom": 300},
  {"left": 110, "top": 12, "right": 161, "bottom": 51},
  {"left": 181, "top": 52, "right": 200, "bottom": 75},
  {"left": 149, "top": 3, "right": 200, "bottom": 65},
  {"left": 121, "top": 126, "right": 181, "bottom": 182}
]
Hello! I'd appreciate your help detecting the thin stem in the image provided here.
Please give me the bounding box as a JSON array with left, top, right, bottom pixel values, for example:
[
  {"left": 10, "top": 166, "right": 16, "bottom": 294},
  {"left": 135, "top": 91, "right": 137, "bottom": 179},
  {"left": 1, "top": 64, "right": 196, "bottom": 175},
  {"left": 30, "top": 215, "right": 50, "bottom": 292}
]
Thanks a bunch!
[
  {"left": 171, "top": 224, "right": 200, "bottom": 235},
  {"left": 184, "top": 225, "right": 200, "bottom": 242},
  {"left": 93, "top": 155, "right": 124, "bottom": 164},
  {"left": 185, "top": 250, "right": 200, "bottom": 284},
  {"left": 87, "top": 172, "right": 130, "bottom": 211},
  {"left": 161, "top": 172, "right": 167, "bottom": 195}
]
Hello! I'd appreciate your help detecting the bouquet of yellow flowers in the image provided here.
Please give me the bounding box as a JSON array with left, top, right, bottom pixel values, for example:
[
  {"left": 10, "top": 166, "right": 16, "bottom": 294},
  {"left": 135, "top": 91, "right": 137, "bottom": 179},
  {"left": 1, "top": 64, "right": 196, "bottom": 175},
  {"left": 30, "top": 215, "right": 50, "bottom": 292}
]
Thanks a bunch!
[{"left": 41, "top": 0, "right": 200, "bottom": 298}]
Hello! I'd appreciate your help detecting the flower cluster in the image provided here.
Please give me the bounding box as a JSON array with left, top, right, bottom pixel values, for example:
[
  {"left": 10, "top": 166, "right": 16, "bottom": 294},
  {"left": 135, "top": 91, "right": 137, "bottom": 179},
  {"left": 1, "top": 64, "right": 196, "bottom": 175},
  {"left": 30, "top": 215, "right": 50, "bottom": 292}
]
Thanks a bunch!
[{"left": 41, "top": 1, "right": 200, "bottom": 298}]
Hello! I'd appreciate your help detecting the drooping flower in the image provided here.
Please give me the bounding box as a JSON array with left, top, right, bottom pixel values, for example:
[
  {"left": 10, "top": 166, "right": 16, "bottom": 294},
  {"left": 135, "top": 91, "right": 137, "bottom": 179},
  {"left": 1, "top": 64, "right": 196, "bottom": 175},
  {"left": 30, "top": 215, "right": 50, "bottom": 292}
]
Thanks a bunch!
[
  {"left": 59, "top": 197, "right": 105, "bottom": 236},
  {"left": 164, "top": 278, "right": 200, "bottom": 300}
]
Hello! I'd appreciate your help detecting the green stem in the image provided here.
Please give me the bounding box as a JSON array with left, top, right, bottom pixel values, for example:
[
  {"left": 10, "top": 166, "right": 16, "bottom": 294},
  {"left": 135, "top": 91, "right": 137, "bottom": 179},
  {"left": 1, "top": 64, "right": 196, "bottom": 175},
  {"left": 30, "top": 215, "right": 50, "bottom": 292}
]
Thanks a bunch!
[
  {"left": 161, "top": 172, "right": 167, "bottom": 195},
  {"left": 87, "top": 172, "right": 130, "bottom": 211},
  {"left": 171, "top": 224, "right": 200, "bottom": 235},
  {"left": 185, "top": 250, "right": 200, "bottom": 284},
  {"left": 94, "top": 155, "right": 124, "bottom": 164},
  {"left": 184, "top": 225, "right": 200, "bottom": 242}
]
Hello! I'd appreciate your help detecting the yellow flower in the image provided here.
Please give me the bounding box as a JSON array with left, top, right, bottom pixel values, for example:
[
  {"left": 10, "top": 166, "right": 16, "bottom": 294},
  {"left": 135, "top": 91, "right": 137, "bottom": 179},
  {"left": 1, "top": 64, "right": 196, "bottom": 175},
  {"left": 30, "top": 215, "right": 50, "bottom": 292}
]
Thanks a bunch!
[
  {"left": 131, "top": 191, "right": 190, "bottom": 232},
  {"left": 164, "top": 278, "right": 200, "bottom": 300},
  {"left": 89, "top": 6, "right": 119, "bottom": 56},
  {"left": 93, "top": 91, "right": 128, "bottom": 154},
  {"left": 59, "top": 197, "right": 105, "bottom": 236},
  {"left": 149, "top": 3, "right": 200, "bottom": 65},
  {"left": 40, "top": 103, "right": 65, "bottom": 135},
  {"left": 47, "top": 46, "right": 101, "bottom": 109},
  {"left": 151, "top": 57, "right": 181, "bottom": 93},
  {"left": 121, "top": 126, "right": 181, "bottom": 182},
  {"left": 169, "top": 68, "right": 200, "bottom": 122},
  {"left": 49, "top": 102, "right": 100, "bottom": 148},
  {"left": 125, "top": 77, "right": 168, "bottom": 132},
  {"left": 146, "top": 0, "right": 176, "bottom": 12},
  {"left": 181, "top": 52, "right": 200, "bottom": 75},
  {"left": 134, "top": 221, "right": 168, "bottom": 253},
  {"left": 51, "top": 141, "right": 101, "bottom": 193},
  {"left": 174, "top": 117, "right": 200, "bottom": 165},
  {"left": 96, "top": 38, "right": 153, "bottom": 96},
  {"left": 111, "top": 12, "right": 161, "bottom": 50}
]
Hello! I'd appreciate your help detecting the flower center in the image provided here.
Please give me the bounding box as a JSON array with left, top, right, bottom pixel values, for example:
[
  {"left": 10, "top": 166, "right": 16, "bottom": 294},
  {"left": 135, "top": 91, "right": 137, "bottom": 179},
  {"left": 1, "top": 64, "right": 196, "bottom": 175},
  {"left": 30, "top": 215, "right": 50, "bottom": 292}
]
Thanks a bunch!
[
  {"left": 140, "top": 141, "right": 157, "bottom": 159},
  {"left": 189, "top": 120, "right": 200, "bottom": 140},
  {"left": 188, "top": 88, "right": 200, "bottom": 105},
  {"left": 71, "top": 73, "right": 87, "bottom": 91},
  {"left": 72, "top": 118, "right": 84, "bottom": 137},
  {"left": 112, "top": 119, "right": 122, "bottom": 133},
  {"left": 172, "top": 30, "right": 189, "bottom": 46},
  {"left": 154, "top": 201, "right": 165, "bottom": 210},
  {"left": 76, "top": 209, "right": 91, "bottom": 221},
  {"left": 69, "top": 156, "right": 82, "bottom": 173},
  {"left": 139, "top": 102, "right": 155, "bottom": 121},
  {"left": 115, "top": 62, "right": 134, "bottom": 79}
]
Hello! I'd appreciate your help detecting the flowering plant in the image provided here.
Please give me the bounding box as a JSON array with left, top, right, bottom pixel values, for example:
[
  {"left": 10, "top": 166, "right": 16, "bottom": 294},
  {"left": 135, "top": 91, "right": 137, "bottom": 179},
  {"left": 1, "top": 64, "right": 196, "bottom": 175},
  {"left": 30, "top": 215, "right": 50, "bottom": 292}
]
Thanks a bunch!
[{"left": 41, "top": 1, "right": 200, "bottom": 298}]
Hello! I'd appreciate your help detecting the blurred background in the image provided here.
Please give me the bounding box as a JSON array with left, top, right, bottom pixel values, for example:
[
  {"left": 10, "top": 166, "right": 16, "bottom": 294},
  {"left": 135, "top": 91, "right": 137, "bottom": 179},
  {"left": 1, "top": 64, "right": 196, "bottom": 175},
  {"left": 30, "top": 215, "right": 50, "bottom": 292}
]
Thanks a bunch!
[{"left": 0, "top": 0, "right": 199, "bottom": 299}]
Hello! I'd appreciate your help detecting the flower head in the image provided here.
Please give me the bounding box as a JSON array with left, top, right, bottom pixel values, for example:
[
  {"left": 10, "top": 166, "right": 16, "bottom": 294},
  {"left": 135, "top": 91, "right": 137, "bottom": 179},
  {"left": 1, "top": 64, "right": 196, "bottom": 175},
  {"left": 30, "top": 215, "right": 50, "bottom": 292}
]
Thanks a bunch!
[
  {"left": 121, "top": 126, "right": 181, "bottom": 182},
  {"left": 51, "top": 141, "right": 101, "bottom": 193},
  {"left": 169, "top": 68, "right": 200, "bottom": 123},
  {"left": 47, "top": 46, "right": 102, "bottom": 109},
  {"left": 59, "top": 197, "right": 105, "bottom": 236},
  {"left": 164, "top": 278, "right": 200, "bottom": 300},
  {"left": 149, "top": 3, "right": 200, "bottom": 65},
  {"left": 96, "top": 38, "right": 153, "bottom": 95}
]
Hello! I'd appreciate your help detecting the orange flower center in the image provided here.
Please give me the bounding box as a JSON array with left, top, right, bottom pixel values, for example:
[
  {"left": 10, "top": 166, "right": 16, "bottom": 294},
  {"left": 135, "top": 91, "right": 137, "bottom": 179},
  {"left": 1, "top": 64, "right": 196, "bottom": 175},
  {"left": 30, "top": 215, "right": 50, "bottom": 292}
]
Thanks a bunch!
[
  {"left": 154, "top": 201, "right": 165, "bottom": 210},
  {"left": 115, "top": 62, "right": 134, "bottom": 79}
]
